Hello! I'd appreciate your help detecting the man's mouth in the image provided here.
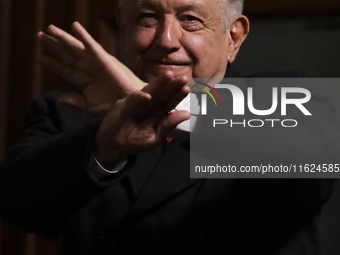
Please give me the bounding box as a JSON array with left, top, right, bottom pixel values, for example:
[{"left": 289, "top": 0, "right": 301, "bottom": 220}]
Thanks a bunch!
[{"left": 146, "top": 59, "right": 191, "bottom": 66}]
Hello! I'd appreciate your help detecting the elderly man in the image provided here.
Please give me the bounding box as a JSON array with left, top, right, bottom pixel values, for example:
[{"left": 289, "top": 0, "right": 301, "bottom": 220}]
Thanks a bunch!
[{"left": 0, "top": 0, "right": 337, "bottom": 254}]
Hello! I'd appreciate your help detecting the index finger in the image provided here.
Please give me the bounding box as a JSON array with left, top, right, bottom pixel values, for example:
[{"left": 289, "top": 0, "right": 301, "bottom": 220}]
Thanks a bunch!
[
  {"left": 46, "top": 24, "right": 85, "bottom": 57},
  {"left": 142, "top": 71, "right": 174, "bottom": 97},
  {"left": 72, "top": 21, "right": 102, "bottom": 53}
]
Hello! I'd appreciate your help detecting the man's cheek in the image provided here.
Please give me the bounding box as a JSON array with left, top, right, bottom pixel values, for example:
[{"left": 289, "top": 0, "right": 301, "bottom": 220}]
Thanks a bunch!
[{"left": 132, "top": 29, "right": 156, "bottom": 50}]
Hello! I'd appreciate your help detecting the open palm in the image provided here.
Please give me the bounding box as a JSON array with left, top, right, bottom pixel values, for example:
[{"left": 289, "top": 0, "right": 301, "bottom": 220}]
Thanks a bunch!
[{"left": 37, "top": 22, "right": 146, "bottom": 116}]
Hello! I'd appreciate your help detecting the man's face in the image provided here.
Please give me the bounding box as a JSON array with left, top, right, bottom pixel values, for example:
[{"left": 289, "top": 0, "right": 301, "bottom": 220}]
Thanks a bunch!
[{"left": 120, "top": 0, "right": 233, "bottom": 82}]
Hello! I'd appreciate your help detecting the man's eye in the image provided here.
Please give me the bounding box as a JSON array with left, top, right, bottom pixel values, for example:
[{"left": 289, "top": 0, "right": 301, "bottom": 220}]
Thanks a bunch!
[
  {"left": 180, "top": 15, "right": 204, "bottom": 31},
  {"left": 140, "top": 13, "right": 157, "bottom": 19},
  {"left": 184, "top": 15, "right": 200, "bottom": 22},
  {"left": 138, "top": 13, "right": 158, "bottom": 27}
]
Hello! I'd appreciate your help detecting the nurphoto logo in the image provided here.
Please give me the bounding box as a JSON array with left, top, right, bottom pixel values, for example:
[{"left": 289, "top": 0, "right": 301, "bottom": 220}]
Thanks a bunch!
[{"left": 193, "top": 82, "right": 312, "bottom": 128}]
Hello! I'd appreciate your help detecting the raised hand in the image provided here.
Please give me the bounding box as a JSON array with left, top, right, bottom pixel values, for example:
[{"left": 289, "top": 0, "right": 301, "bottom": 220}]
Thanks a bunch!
[
  {"left": 93, "top": 71, "right": 191, "bottom": 165},
  {"left": 37, "top": 22, "right": 192, "bottom": 165},
  {"left": 37, "top": 21, "right": 146, "bottom": 117}
]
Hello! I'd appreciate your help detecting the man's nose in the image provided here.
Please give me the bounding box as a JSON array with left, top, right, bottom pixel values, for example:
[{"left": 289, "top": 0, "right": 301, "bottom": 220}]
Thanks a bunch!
[{"left": 155, "top": 16, "right": 182, "bottom": 53}]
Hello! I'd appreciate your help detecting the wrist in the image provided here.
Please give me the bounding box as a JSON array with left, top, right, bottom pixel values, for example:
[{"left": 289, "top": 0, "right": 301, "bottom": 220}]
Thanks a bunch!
[
  {"left": 93, "top": 143, "right": 128, "bottom": 167},
  {"left": 93, "top": 131, "right": 128, "bottom": 167},
  {"left": 93, "top": 155, "right": 127, "bottom": 173}
]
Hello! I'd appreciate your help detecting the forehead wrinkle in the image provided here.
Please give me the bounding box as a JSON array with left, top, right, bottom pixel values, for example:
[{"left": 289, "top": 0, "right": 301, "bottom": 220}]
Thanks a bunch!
[
  {"left": 173, "top": 3, "right": 204, "bottom": 12},
  {"left": 134, "top": 0, "right": 205, "bottom": 12},
  {"left": 134, "top": 0, "right": 166, "bottom": 11},
  {"left": 128, "top": 0, "right": 224, "bottom": 29}
]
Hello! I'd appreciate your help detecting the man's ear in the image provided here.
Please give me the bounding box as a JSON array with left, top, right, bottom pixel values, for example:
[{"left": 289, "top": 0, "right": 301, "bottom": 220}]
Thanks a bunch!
[{"left": 227, "top": 15, "right": 250, "bottom": 64}]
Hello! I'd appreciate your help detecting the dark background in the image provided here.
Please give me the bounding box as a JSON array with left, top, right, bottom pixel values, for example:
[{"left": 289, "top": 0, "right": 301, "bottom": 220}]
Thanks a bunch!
[{"left": 0, "top": 0, "right": 339, "bottom": 254}]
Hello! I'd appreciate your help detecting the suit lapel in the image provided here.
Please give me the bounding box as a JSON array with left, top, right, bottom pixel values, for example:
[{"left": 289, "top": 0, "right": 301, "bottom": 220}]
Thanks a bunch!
[{"left": 124, "top": 137, "right": 201, "bottom": 220}]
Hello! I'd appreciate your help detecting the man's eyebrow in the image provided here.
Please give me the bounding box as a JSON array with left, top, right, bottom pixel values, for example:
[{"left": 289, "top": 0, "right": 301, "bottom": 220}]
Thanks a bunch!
[
  {"left": 135, "top": 1, "right": 158, "bottom": 9},
  {"left": 173, "top": 4, "right": 203, "bottom": 12}
]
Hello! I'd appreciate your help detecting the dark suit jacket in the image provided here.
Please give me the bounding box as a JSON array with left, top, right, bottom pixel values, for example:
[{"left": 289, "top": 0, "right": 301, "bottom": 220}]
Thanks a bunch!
[{"left": 0, "top": 66, "right": 338, "bottom": 255}]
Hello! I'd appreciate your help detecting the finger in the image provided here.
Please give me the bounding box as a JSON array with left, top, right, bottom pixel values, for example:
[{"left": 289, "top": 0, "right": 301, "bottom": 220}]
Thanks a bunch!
[
  {"left": 152, "top": 75, "right": 189, "bottom": 106},
  {"left": 161, "top": 84, "right": 190, "bottom": 113},
  {"left": 157, "top": 110, "right": 191, "bottom": 140},
  {"left": 47, "top": 25, "right": 85, "bottom": 57},
  {"left": 72, "top": 21, "right": 102, "bottom": 53},
  {"left": 37, "top": 31, "right": 77, "bottom": 65},
  {"left": 146, "top": 76, "right": 189, "bottom": 116},
  {"left": 37, "top": 31, "right": 59, "bottom": 47},
  {"left": 38, "top": 55, "right": 91, "bottom": 86},
  {"left": 142, "top": 71, "right": 174, "bottom": 97},
  {"left": 123, "top": 91, "right": 152, "bottom": 114},
  {"left": 38, "top": 32, "right": 102, "bottom": 80}
]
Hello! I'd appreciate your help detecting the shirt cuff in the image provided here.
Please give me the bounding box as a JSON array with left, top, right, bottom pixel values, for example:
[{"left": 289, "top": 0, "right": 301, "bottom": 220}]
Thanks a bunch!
[{"left": 88, "top": 154, "right": 127, "bottom": 179}]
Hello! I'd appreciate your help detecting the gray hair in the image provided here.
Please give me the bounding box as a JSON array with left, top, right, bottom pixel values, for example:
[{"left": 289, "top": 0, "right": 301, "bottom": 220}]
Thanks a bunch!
[
  {"left": 118, "top": 0, "right": 244, "bottom": 31},
  {"left": 222, "top": 0, "right": 244, "bottom": 31}
]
